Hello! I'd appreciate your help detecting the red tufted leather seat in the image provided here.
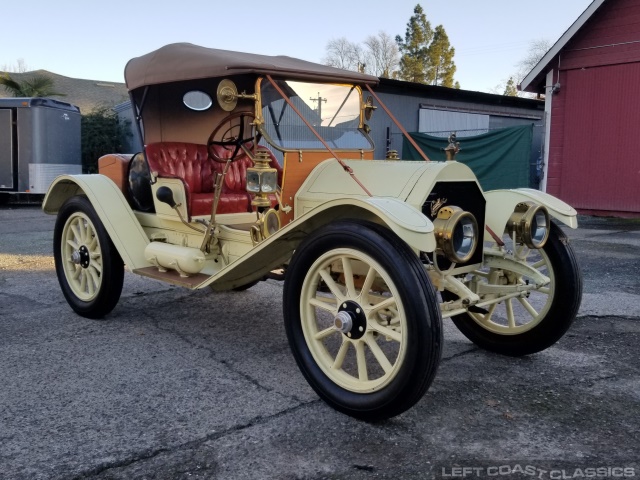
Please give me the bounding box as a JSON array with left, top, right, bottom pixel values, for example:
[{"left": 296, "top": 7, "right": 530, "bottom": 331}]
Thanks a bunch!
[{"left": 145, "top": 142, "right": 281, "bottom": 218}]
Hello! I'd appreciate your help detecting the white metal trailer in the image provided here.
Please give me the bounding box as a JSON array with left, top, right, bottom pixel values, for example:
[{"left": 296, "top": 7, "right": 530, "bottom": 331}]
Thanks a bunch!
[{"left": 0, "top": 98, "right": 81, "bottom": 199}]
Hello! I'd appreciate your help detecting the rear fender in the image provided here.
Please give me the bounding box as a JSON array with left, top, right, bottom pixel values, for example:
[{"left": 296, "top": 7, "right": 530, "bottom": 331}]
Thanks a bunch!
[
  {"left": 205, "top": 197, "right": 435, "bottom": 290},
  {"left": 484, "top": 188, "right": 578, "bottom": 242},
  {"left": 42, "top": 175, "right": 150, "bottom": 269}
]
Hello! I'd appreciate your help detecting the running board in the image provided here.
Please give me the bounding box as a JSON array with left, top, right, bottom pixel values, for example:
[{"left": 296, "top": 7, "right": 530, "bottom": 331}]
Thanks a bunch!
[{"left": 133, "top": 267, "right": 211, "bottom": 289}]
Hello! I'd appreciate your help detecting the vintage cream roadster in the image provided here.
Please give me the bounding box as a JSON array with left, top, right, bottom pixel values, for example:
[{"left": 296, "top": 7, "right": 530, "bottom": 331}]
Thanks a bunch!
[{"left": 42, "top": 43, "right": 582, "bottom": 420}]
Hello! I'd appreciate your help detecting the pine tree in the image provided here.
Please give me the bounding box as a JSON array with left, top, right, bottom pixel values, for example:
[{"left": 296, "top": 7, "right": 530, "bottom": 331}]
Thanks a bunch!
[
  {"left": 395, "top": 5, "right": 458, "bottom": 87},
  {"left": 504, "top": 77, "right": 518, "bottom": 96},
  {"left": 395, "top": 5, "right": 433, "bottom": 83},
  {"left": 427, "top": 25, "right": 456, "bottom": 87}
]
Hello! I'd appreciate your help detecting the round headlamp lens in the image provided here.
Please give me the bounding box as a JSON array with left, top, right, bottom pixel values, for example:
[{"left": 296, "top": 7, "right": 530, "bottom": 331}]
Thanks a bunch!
[
  {"left": 453, "top": 217, "right": 477, "bottom": 260},
  {"left": 530, "top": 209, "right": 549, "bottom": 247},
  {"left": 507, "top": 202, "right": 550, "bottom": 249},
  {"left": 433, "top": 206, "right": 479, "bottom": 264}
]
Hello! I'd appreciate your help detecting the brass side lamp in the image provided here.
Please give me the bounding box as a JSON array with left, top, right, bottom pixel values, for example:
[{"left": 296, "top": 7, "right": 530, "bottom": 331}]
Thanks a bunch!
[{"left": 247, "top": 150, "right": 278, "bottom": 208}]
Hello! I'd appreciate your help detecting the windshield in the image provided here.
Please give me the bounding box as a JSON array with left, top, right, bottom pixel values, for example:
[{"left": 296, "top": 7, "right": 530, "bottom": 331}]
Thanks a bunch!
[{"left": 259, "top": 80, "right": 372, "bottom": 151}]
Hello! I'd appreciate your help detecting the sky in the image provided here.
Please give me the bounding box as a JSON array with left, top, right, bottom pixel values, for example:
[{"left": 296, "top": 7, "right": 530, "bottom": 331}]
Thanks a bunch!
[{"left": 1, "top": 0, "right": 594, "bottom": 94}]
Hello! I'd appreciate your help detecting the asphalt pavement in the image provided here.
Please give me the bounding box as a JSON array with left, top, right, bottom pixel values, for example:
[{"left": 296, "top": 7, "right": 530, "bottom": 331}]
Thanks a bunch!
[{"left": 0, "top": 207, "right": 639, "bottom": 480}]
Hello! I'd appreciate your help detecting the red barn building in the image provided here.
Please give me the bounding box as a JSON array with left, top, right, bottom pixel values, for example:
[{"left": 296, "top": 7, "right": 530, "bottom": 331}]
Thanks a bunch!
[{"left": 521, "top": 0, "right": 640, "bottom": 217}]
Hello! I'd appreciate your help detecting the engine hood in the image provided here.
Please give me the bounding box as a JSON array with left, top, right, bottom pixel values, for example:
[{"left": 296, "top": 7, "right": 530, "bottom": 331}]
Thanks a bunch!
[{"left": 295, "top": 159, "right": 482, "bottom": 215}]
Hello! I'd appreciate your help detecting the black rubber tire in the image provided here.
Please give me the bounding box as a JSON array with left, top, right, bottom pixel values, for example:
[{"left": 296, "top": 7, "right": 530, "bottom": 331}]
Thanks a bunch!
[
  {"left": 447, "top": 222, "right": 582, "bottom": 356},
  {"left": 53, "top": 196, "right": 125, "bottom": 319},
  {"left": 283, "top": 220, "right": 442, "bottom": 421}
]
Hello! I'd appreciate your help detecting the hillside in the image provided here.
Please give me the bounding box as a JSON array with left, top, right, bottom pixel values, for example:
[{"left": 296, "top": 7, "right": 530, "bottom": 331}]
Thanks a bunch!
[{"left": 0, "top": 70, "right": 129, "bottom": 114}]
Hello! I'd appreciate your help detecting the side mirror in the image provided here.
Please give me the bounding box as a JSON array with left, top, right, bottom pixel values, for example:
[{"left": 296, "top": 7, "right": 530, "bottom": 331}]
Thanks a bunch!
[{"left": 156, "top": 186, "right": 177, "bottom": 208}]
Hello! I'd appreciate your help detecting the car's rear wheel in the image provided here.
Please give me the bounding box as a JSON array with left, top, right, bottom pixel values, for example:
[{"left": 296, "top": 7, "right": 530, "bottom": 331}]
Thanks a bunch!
[
  {"left": 445, "top": 222, "right": 582, "bottom": 356},
  {"left": 284, "top": 220, "right": 442, "bottom": 421},
  {"left": 54, "top": 196, "right": 124, "bottom": 319}
]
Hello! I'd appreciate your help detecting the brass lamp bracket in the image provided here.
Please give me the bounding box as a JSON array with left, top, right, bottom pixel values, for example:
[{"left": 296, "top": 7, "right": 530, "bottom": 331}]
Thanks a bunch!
[
  {"left": 364, "top": 96, "right": 377, "bottom": 120},
  {"left": 217, "top": 79, "right": 257, "bottom": 112}
]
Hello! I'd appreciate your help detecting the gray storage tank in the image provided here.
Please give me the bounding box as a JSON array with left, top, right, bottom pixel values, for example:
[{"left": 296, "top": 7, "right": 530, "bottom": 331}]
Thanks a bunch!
[{"left": 0, "top": 97, "right": 81, "bottom": 194}]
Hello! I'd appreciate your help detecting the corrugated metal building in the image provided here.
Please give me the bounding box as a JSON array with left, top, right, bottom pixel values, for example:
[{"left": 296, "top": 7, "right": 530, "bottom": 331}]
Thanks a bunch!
[
  {"left": 370, "top": 79, "right": 545, "bottom": 188},
  {"left": 521, "top": 0, "right": 640, "bottom": 217}
]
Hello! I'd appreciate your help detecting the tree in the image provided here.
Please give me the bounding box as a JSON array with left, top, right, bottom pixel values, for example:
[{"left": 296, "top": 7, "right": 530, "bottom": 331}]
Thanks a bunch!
[
  {"left": 395, "top": 4, "right": 433, "bottom": 83},
  {"left": 395, "top": 4, "right": 458, "bottom": 86},
  {"left": 1, "top": 58, "right": 29, "bottom": 73},
  {"left": 323, "top": 4, "right": 457, "bottom": 83},
  {"left": 517, "top": 39, "right": 552, "bottom": 83},
  {"left": 427, "top": 25, "right": 457, "bottom": 87},
  {"left": 504, "top": 77, "right": 518, "bottom": 96},
  {"left": 81, "top": 106, "right": 130, "bottom": 173},
  {"left": 493, "top": 39, "right": 552, "bottom": 97},
  {"left": 0, "top": 72, "right": 64, "bottom": 97},
  {"left": 324, "top": 37, "right": 366, "bottom": 73},
  {"left": 325, "top": 32, "right": 400, "bottom": 77},
  {"left": 364, "top": 31, "right": 400, "bottom": 78}
]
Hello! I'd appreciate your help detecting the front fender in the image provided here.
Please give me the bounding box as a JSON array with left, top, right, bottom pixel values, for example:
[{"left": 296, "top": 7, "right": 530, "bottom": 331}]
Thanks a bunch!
[
  {"left": 484, "top": 188, "right": 578, "bottom": 242},
  {"left": 300, "top": 197, "right": 436, "bottom": 252},
  {"left": 205, "top": 197, "right": 435, "bottom": 291},
  {"left": 42, "top": 175, "right": 150, "bottom": 269}
]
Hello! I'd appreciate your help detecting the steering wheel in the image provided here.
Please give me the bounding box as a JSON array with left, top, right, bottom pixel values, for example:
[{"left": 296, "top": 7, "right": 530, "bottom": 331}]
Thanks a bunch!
[{"left": 207, "top": 111, "right": 258, "bottom": 163}]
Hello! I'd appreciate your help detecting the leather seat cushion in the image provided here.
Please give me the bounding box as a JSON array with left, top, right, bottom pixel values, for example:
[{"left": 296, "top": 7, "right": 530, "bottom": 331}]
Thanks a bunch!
[
  {"left": 191, "top": 192, "right": 252, "bottom": 217},
  {"left": 146, "top": 142, "right": 214, "bottom": 194},
  {"left": 145, "top": 142, "right": 282, "bottom": 217}
]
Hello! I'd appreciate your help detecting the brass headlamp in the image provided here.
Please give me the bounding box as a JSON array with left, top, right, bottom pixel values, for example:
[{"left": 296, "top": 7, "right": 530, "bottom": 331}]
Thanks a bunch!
[
  {"left": 506, "top": 202, "right": 550, "bottom": 249},
  {"left": 433, "top": 206, "right": 478, "bottom": 264}
]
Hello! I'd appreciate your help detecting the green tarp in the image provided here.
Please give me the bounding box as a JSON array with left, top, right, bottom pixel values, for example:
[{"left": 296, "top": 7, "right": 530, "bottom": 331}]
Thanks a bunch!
[{"left": 402, "top": 125, "right": 533, "bottom": 191}]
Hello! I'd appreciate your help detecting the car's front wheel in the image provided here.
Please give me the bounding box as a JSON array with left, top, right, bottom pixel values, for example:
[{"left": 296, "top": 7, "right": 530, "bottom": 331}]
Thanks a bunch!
[
  {"left": 445, "top": 222, "right": 582, "bottom": 356},
  {"left": 283, "top": 220, "right": 442, "bottom": 421},
  {"left": 54, "top": 196, "right": 124, "bottom": 319}
]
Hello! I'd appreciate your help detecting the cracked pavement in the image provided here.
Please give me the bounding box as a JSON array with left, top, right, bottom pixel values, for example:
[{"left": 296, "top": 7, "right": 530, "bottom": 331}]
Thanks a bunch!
[{"left": 0, "top": 207, "right": 638, "bottom": 479}]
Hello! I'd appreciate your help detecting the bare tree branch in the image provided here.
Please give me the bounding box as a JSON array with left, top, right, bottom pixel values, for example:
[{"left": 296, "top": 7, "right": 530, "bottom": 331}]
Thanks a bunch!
[
  {"left": 1, "top": 58, "right": 29, "bottom": 73},
  {"left": 324, "top": 37, "right": 362, "bottom": 72},
  {"left": 364, "top": 31, "right": 399, "bottom": 78}
]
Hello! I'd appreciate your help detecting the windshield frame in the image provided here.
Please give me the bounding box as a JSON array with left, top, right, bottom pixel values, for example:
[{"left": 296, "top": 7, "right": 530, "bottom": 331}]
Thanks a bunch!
[{"left": 254, "top": 77, "right": 374, "bottom": 154}]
